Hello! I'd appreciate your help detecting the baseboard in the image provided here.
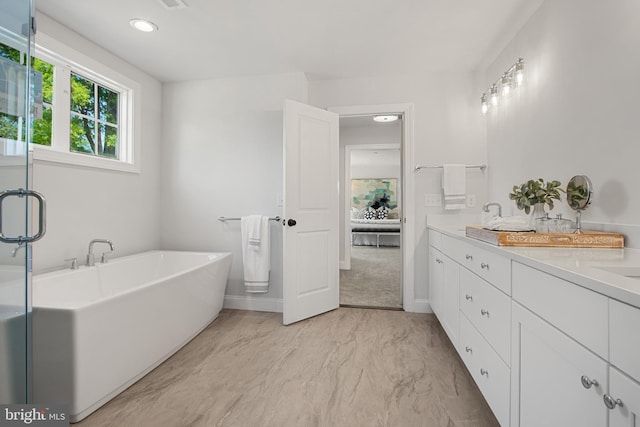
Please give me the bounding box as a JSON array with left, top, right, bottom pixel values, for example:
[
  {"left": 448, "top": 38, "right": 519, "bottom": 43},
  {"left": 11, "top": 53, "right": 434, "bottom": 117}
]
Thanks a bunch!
[
  {"left": 412, "top": 298, "right": 433, "bottom": 314},
  {"left": 223, "top": 296, "right": 430, "bottom": 315},
  {"left": 223, "top": 295, "right": 283, "bottom": 313}
]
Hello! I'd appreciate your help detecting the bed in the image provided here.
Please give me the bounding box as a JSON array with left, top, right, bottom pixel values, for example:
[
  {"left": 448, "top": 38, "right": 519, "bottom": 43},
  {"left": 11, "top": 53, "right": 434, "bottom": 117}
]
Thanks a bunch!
[{"left": 351, "top": 218, "right": 401, "bottom": 247}]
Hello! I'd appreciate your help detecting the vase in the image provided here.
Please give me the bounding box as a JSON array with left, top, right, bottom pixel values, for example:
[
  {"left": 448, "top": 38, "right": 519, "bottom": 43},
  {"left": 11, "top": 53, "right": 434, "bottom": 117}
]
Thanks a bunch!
[{"left": 530, "top": 203, "right": 546, "bottom": 231}]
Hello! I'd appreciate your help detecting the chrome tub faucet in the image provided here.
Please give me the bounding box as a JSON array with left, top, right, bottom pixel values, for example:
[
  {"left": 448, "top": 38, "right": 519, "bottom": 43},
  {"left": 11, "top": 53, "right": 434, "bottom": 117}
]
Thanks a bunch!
[{"left": 86, "top": 239, "right": 115, "bottom": 266}]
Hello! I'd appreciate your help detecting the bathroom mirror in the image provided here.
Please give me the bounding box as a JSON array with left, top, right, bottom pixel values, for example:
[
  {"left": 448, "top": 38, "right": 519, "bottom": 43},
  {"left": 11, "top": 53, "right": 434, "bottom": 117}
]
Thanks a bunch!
[{"left": 566, "top": 175, "right": 592, "bottom": 233}]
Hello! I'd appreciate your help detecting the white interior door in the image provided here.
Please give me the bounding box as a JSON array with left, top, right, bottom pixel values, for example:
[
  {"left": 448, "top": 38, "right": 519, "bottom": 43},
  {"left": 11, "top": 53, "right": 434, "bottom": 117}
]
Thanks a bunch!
[{"left": 283, "top": 99, "right": 339, "bottom": 325}]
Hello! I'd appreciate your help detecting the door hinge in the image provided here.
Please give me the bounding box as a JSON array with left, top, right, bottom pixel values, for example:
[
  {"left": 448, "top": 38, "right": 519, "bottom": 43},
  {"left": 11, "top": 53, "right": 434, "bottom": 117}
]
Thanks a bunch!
[{"left": 22, "top": 17, "right": 37, "bottom": 36}]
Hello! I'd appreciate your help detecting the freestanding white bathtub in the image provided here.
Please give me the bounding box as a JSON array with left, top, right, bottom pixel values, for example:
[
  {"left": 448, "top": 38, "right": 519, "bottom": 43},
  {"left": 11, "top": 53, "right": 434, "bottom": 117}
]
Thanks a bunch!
[{"left": 31, "top": 250, "right": 232, "bottom": 423}]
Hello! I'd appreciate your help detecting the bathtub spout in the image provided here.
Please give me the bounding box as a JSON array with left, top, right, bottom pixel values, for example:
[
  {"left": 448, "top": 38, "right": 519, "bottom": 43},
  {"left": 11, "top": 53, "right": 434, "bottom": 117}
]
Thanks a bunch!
[{"left": 87, "top": 239, "right": 115, "bottom": 266}]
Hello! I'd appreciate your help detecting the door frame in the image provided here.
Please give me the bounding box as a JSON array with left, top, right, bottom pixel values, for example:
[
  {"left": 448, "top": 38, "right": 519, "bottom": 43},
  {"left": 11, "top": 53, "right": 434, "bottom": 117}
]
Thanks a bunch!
[
  {"left": 343, "top": 143, "right": 401, "bottom": 271},
  {"left": 329, "top": 103, "right": 415, "bottom": 312}
]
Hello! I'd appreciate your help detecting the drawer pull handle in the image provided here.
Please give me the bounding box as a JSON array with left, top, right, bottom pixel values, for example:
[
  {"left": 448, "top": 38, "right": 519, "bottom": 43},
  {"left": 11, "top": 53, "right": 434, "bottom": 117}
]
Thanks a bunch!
[
  {"left": 465, "top": 254, "right": 473, "bottom": 260},
  {"left": 480, "top": 368, "right": 489, "bottom": 377},
  {"left": 603, "top": 394, "right": 623, "bottom": 409},
  {"left": 465, "top": 294, "right": 473, "bottom": 301},
  {"left": 580, "top": 375, "right": 598, "bottom": 389},
  {"left": 436, "top": 258, "right": 443, "bottom": 264},
  {"left": 480, "top": 309, "right": 490, "bottom": 317},
  {"left": 480, "top": 262, "right": 489, "bottom": 270},
  {"left": 465, "top": 346, "right": 472, "bottom": 353}
]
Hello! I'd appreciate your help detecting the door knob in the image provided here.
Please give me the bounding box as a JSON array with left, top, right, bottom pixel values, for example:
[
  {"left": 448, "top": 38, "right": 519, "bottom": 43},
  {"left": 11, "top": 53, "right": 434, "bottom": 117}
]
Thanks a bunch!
[{"left": 287, "top": 219, "right": 297, "bottom": 227}]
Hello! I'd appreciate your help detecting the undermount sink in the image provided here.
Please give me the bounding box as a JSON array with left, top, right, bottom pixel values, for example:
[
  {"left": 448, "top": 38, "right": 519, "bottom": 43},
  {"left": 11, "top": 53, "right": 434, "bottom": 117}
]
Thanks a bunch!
[{"left": 594, "top": 266, "right": 640, "bottom": 280}]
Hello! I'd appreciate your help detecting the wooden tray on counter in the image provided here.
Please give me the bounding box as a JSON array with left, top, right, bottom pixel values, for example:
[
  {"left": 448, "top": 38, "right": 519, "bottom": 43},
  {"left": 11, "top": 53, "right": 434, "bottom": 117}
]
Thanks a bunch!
[{"left": 465, "top": 225, "right": 624, "bottom": 248}]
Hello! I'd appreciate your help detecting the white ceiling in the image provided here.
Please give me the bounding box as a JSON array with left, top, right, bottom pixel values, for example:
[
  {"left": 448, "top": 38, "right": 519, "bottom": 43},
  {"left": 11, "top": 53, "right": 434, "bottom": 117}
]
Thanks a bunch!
[
  {"left": 36, "top": 0, "right": 544, "bottom": 83},
  {"left": 340, "top": 115, "right": 402, "bottom": 130},
  {"left": 351, "top": 149, "right": 400, "bottom": 169}
]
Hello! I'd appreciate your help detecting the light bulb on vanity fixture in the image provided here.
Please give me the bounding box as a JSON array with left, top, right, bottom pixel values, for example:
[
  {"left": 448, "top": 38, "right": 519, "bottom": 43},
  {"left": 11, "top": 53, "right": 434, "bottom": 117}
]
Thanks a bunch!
[
  {"left": 480, "top": 57, "right": 525, "bottom": 115},
  {"left": 514, "top": 58, "right": 525, "bottom": 87},
  {"left": 480, "top": 93, "right": 489, "bottom": 115},
  {"left": 501, "top": 72, "right": 512, "bottom": 97},
  {"left": 490, "top": 85, "right": 499, "bottom": 107}
]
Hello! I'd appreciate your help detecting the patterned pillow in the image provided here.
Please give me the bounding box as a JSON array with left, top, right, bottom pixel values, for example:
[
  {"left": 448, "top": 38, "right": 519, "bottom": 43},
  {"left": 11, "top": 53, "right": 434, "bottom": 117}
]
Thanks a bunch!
[
  {"left": 363, "top": 208, "right": 376, "bottom": 220},
  {"left": 376, "top": 206, "right": 389, "bottom": 219}
]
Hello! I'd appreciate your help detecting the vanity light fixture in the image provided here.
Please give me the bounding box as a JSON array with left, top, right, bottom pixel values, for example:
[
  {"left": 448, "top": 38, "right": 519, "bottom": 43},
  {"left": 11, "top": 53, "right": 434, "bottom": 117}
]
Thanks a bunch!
[
  {"left": 480, "top": 57, "right": 525, "bottom": 115},
  {"left": 373, "top": 115, "right": 398, "bottom": 123},
  {"left": 130, "top": 19, "right": 158, "bottom": 33}
]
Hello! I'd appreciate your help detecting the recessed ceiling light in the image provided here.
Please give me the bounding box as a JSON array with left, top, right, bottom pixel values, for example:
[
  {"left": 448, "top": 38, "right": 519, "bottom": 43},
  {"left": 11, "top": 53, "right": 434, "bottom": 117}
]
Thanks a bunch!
[
  {"left": 373, "top": 115, "right": 398, "bottom": 123},
  {"left": 130, "top": 19, "right": 158, "bottom": 33}
]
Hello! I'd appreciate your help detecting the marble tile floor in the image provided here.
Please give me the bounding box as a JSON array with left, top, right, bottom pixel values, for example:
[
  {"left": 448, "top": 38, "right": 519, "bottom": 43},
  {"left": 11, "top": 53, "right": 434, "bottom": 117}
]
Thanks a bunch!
[{"left": 77, "top": 308, "right": 499, "bottom": 427}]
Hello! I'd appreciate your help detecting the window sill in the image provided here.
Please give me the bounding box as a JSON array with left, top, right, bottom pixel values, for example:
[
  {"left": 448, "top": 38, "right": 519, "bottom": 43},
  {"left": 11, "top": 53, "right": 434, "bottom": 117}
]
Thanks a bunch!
[{"left": 31, "top": 146, "right": 140, "bottom": 174}]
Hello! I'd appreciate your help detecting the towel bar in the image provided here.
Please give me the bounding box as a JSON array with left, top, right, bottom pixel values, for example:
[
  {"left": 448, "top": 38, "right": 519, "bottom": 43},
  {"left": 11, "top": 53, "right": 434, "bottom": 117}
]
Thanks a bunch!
[
  {"left": 218, "top": 216, "right": 281, "bottom": 222},
  {"left": 414, "top": 164, "right": 486, "bottom": 171}
]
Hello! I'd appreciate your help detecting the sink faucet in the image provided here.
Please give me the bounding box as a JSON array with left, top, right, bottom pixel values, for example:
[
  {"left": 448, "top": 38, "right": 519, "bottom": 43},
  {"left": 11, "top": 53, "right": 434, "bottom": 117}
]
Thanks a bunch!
[
  {"left": 482, "top": 202, "right": 502, "bottom": 217},
  {"left": 86, "top": 239, "right": 114, "bottom": 266}
]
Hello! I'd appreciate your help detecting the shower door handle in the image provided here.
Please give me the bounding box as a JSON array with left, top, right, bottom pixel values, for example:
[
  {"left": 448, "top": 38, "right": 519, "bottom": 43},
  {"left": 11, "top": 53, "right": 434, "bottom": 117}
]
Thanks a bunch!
[{"left": 0, "top": 188, "right": 47, "bottom": 243}]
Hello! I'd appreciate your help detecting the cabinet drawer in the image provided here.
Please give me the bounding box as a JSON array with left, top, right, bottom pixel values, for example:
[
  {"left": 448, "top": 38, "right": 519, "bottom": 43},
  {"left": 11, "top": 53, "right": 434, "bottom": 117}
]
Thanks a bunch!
[
  {"left": 512, "top": 262, "right": 608, "bottom": 359},
  {"left": 459, "top": 267, "right": 511, "bottom": 364},
  {"left": 442, "top": 235, "right": 511, "bottom": 295},
  {"left": 429, "top": 229, "right": 442, "bottom": 250},
  {"left": 610, "top": 299, "right": 640, "bottom": 381},
  {"left": 459, "top": 315, "right": 510, "bottom": 427}
]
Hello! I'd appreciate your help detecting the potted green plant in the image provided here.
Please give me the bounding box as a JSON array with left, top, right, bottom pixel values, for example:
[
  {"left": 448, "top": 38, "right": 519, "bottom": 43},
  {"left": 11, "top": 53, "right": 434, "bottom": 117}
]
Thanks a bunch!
[{"left": 508, "top": 178, "right": 564, "bottom": 214}]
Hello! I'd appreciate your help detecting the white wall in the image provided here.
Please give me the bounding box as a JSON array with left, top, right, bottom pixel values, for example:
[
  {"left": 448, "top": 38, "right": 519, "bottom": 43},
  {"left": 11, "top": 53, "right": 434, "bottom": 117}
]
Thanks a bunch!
[
  {"left": 310, "top": 73, "right": 487, "bottom": 308},
  {"left": 31, "top": 13, "right": 162, "bottom": 273},
  {"left": 483, "top": 0, "right": 640, "bottom": 245},
  {"left": 160, "top": 72, "right": 308, "bottom": 311},
  {"left": 341, "top": 121, "right": 401, "bottom": 179},
  {"left": 351, "top": 158, "right": 400, "bottom": 180}
]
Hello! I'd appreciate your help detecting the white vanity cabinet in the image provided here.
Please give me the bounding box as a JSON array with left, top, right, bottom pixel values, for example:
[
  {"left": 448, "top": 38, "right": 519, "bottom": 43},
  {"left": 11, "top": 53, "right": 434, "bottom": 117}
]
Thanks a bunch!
[
  {"left": 429, "top": 230, "right": 459, "bottom": 346},
  {"left": 430, "top": 231, "right": 511, "bottom": 425},
  {"left": 442, "top": 234, "right": 511, "bottom": 295},
  {"left": 511, "top": 301, "right": 608, "bottom": 427},
  {"left": 511, "top": 262, "right": 640, "bottom": 427},
  {"left": 607, "top": 300, "right": 640, "bottom": 426},
  {"left": 459, "top": 314, "right": 510, "bottom": 427},
  {"left": 428, "top": 226, "right": 640, "bottom": 427},
  {"left": 607, "top": 367, "right": 640, "bottom": 427}
]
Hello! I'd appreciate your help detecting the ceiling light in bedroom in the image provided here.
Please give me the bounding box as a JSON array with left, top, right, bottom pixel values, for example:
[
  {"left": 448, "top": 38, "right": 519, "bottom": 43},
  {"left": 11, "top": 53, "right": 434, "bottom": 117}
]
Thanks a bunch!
[
  {"left": 373, "top": 115, "right": 398, "bottom": 123},
  {"left": 130, "top": 19, "right": 158, "bottom": 33}
]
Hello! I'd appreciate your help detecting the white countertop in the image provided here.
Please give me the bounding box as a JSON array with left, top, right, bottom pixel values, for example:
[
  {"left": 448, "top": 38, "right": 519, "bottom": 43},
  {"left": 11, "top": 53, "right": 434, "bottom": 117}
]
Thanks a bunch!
[{"left": 428, "top": 224, "right": 640, "bottom": 309}]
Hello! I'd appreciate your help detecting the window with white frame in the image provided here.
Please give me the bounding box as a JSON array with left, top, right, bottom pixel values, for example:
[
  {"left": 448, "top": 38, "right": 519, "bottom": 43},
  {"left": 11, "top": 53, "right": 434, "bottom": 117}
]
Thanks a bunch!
[{"left": 0, "top": 32, "right": 138, "bottom": 172}]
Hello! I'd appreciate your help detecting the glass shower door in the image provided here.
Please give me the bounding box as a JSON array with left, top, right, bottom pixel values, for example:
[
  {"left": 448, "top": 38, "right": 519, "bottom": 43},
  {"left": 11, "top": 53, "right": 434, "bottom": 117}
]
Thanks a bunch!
[{"left": 0, "top": 0, "right": 35, "bottom": 404}]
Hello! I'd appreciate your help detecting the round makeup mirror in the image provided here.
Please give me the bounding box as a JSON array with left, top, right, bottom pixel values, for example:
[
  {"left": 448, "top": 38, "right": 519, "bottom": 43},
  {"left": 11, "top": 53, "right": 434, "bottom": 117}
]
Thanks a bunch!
[{"left": 566, "top": 175, "right": 592, "bottom": 233}]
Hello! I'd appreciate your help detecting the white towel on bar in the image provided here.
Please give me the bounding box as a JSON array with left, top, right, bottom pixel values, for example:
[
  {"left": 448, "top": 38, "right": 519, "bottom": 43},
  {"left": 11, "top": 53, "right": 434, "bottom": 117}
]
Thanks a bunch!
[
  {"left": 241, "top": 215, "right": 271, "bottom": 293},
  {"left": 443, "top": 164, "right": 467, "bottom": 210}
]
